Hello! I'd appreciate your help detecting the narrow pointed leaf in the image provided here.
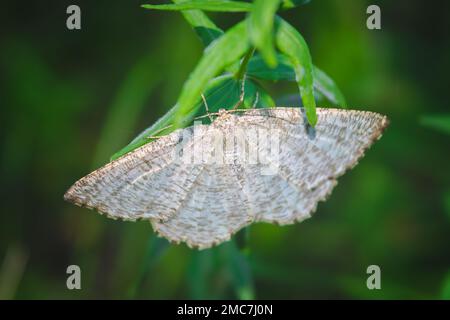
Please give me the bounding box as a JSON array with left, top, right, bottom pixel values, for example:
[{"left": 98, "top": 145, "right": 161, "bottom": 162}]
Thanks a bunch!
[
  {"left": 248, "top": 0, "right": 281, "bottom": 68},
  {"left": 173, "top": 21, "right": 250, "bottom": 125},
  {"left": 275, "top": 17, "right": 316, "bottom": 125},
  {"left": 127, "top": 235, "right": 170, "bottom": 298},
  {"left": 420, "top": 115, "right": 450, "bottom": 135},
  {"left": 187, "top": 251, "right": 214, "bottom": 299},
  {"left": 313, "top": 66, "right": 347, "bottom": 108},
  {"left": 222, "top": 241, "right": 255, "bottom": 300},
  {"left": 169, "top": 2, "right": 239, "bottom": 73},
  {"left": 142, "top": 0, "right": 252, "bottom": 12},
  {"left": 171, "top": 1, "right": 223, "bottom": 46},
  {"left": 94, "top": 55, "right": 159, "bottom": 163},
  {"left": 171, "top": 0, "right": 224, "bottom": 46}
]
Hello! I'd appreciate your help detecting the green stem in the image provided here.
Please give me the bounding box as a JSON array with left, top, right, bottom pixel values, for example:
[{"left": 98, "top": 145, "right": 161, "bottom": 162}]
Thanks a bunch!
[
  {"left": 227, "top": 239, "right": 255, "bottom": 300},
  {"left": 234, "top": 48, "right": 256, "bottom": 81},
  {"left": 127, "top": 235, "right": 169, "bottom": 298},
  {"left": 235, "top": 228, "right": 250, "bottom": 255}
]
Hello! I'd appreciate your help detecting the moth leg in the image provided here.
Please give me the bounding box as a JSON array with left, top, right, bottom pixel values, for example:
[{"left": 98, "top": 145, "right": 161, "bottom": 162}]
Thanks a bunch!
[
  {"left": 232, "top": 74, "right": 246, "bottom": 110},
  {"left": 251, "top": 91, "right": 259, "bottom": 109},
  {"left": 201, "top": 93, "right": 214, "bottom": 123}
]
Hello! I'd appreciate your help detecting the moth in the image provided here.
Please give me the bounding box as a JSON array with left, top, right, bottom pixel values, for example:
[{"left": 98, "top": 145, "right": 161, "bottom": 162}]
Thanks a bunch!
[{"left": 64, "top": 108, "right": 389, "bottom": 249}]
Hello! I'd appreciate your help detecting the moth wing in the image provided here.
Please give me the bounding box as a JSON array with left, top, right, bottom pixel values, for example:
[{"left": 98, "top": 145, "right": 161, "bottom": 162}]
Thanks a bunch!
[
  {"left": 226, "top": 107, "right": 388, "bottom": 224},
  {"left": 64, "top": 125, "right": 210, "bottom": 221},
  {"left": 151, "top": 163, "right": 254, "bottom": 250}
]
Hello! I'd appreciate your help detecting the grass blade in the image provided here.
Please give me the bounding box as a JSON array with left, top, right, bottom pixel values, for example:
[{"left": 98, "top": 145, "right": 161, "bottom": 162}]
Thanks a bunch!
[
  {"left": 248, "top": 0, "right": 281, "bottom": 68},
  {"left": 275, "top": 17, "right": 316, "bottom": 125},
  {"left": 142, "top": 0, "right": 252, "bottom": 12},
  {"left": 93, "top": 55, "right": 160, "bottom": 166},
  {"left": 187, "top": 251, "right": 214, "bottom": 299},
  {"left": 222, "top": 241, "right": 255, "bottom": 300},
  {"left": 313, "top": 66, "right": 347, "bottom": 108},
  {"left": 420, "top": 114, "right": 450, "bottom": 135},
  {"left": 127, "top": 235, "right": 170, "bottom": 298}
]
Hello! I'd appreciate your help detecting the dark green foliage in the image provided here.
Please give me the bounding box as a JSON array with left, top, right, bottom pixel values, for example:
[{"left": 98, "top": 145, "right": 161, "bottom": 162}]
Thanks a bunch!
[{"left": 420, "top": 115, "right": 450, "bottom": 135}]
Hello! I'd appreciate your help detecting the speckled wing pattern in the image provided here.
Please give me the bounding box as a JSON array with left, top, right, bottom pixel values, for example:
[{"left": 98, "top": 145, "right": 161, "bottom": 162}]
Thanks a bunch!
[{"left": 64, "top": 108, "right": 389, "bottom": 249}]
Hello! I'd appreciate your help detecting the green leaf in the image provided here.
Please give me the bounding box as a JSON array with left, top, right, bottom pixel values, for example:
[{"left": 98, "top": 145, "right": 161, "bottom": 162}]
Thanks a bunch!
[
  {"left": 173, "top": 21, "right": 250, "bottom": 125},
  {"left": 142, "top": 0, "right": 253, "bottom": 12},
  {"left": 171, "top": 0, "right": 224, "bottom": 46},
  {"left": 127, "top": 235, "right": 170, "bottom": 298},
  {"left": 111, "top": 75, "right": 274, "bottom": 160},
  {"left": 281, "top": 0, "right": 311, "bottom": 9},
  {"left": 420, "top": 114, "right": 450, "bottom": 135},
  {"left": 191, "top": 75, "right": 275, "bottom": 120},
  {"left": 247, "top": 53, "right": 295, "bottom": 80},
  {"left": 247, "top": 54, "right": 346, "bottom": 107},
  {"left": 248, "top": 0, "right": 281, "bottom": 68},
  {"left": 169, "top": 1, "right": 240, "bottom": 74},
  {"left": 221, "top": 241, "right": 255, "bottom": 300},
  {"left": 274, "top": 17, "right": 316, "bottom": 125},
  {"left": 313, "top": 66, "right": 347, "bottom": 108},
  {"left": 187, "top": 250, "right": 214, "bottom": 299}
]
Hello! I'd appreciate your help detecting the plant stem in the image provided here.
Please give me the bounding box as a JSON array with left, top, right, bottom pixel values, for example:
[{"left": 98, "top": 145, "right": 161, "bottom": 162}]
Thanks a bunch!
[
  {"left": 234, "top": 48, "right": 255, "bottom": 81},
  {"left": 235, "top": 228, "right": 250, "bottom": 255},
  {"left": 227, "top": 239, "right": 255, "bottom": 300},
  {"left": 127, "top": 235, "right": 169, "bottom": 298}
]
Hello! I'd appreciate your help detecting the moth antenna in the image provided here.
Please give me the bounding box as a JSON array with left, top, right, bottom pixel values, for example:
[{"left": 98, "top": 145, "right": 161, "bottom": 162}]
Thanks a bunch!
[{"left": 146, "top": 124, "right": 174, "bottom": 140}]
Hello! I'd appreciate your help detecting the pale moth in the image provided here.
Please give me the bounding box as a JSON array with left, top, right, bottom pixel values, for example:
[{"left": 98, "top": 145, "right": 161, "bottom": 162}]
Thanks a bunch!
[{"left": 65, "top": 107, "right": 388, "bottom": 249}]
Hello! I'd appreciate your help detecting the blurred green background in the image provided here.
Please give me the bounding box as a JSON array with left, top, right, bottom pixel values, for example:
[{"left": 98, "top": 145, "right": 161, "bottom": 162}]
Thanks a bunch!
[{"left": 1, "top": 0, "right": 449, "bottom": 299}]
